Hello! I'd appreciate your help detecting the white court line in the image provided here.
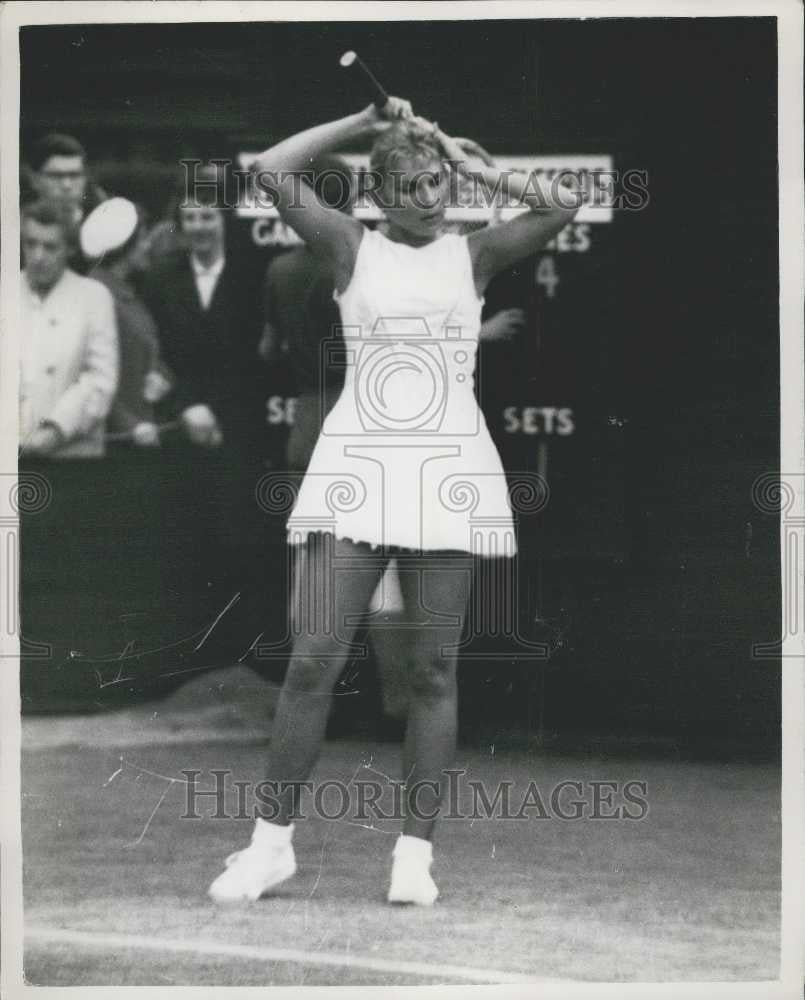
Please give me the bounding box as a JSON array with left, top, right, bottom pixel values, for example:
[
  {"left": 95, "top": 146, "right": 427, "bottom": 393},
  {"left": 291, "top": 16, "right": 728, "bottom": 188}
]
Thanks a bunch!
[{"left": 25, "top": 925, "right": 552, "bottom": 985}]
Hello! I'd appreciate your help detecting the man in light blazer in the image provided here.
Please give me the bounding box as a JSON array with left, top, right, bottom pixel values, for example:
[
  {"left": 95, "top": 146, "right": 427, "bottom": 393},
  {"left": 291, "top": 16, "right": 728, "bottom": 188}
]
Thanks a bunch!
[
  {"left": 18, "top": 199, "right": 120, "bottom": 682},
  {"left": 19, "top": 199, "right": 119, "bottom": 459}
]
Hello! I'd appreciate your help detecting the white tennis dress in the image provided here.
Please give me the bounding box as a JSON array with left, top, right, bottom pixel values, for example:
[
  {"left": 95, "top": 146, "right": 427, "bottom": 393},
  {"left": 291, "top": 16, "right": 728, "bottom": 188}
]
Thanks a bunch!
[{"left": 286, "top": 226, "right": 516, "bottom": 556}]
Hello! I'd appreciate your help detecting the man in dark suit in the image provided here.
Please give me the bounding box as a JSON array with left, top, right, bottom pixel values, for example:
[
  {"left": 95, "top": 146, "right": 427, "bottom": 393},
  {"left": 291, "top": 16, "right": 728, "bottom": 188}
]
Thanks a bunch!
[{"left": 142, "top": 173, "right": 269, "bottom": 628}]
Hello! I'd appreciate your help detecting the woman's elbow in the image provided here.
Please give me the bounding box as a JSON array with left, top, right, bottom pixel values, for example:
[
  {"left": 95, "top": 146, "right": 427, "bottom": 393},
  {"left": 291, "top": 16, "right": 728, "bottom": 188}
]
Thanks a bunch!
[
  {"left": 251, "top": 159, "right": 285, "bottom": 209},
  {"left": 553, "top": 176, "right": 586, "bottom": 218},
  {"left": 252, "top": 152, "right": 279, "bottom": 181}
]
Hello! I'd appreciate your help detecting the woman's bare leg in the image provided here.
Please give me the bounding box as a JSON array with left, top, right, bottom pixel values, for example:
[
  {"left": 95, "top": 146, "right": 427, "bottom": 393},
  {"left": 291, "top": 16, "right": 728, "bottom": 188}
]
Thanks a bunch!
[
  {"left": 397, "top": 552, "right": 473, "bottom": 840},
  {"left": 267, "top": 534, "right": 388, "bottom": 824}
]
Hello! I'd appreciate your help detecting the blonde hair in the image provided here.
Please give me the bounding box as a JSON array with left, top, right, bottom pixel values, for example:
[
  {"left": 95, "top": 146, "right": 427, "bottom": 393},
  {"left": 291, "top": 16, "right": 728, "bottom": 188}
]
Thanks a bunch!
[{"left": 370, "top": 121, "right": 443, "bottom": 184}]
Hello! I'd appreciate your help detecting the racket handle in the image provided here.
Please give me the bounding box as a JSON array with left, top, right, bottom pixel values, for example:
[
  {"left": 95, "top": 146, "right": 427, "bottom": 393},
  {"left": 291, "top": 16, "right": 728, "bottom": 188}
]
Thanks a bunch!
[{"left": 340, "top": 51, "right": 389, "bottom": 110}]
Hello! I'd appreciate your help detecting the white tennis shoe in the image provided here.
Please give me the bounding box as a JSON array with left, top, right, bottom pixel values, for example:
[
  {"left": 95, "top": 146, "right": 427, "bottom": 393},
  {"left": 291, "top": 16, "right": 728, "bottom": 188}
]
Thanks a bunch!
[
  {"left": 208, "top": 820, "right": 296, "bottom": 902},
  {"left": 387, "top": 833, "right": 439, "bottom": 906}
]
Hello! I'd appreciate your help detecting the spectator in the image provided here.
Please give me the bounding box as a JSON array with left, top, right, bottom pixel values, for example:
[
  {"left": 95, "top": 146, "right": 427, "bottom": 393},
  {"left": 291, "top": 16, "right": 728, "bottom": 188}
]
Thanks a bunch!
[
  {"left": 142, "top": 164, "right": 265, "bottom": 455},
  {"left": 19, "top": 199, "right": 119, "bottom": 459},
  {"left": 141, "top": 164, "right": 268, "bottom": 608},
  {"left": 80, "top": 197, "right": 174, "bottom": 447},
  {"left": 136, "top": 196, "right": 187, "bottom": 273},
  {"left": 18, "top": 199, "right": 141, "bottom": 660},
  {"left": 20, "top": 161, "right": 39, "bottom": 205},
  {"left": 27, "top": 133, "right": 106, "bottom": 224}
]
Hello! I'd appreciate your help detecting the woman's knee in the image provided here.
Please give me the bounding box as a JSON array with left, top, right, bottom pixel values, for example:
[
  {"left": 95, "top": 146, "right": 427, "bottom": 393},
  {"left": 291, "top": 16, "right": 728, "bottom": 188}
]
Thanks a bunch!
[
  {"left": 407, "top": 649, "right": 457, "bottom": 701},
  {"left": 285, "top": 635, "right": 347, "bottom": 693}
]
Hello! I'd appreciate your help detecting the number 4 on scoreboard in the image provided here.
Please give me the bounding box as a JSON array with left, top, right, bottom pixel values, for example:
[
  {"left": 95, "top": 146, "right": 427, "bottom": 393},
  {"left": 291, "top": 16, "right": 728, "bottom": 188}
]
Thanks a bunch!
[
  {"left": 535, "top": 255, "right": 559, "bottom": 298},
  {"left": 534, "top": 254, "right": 559, "bottom": 299}
]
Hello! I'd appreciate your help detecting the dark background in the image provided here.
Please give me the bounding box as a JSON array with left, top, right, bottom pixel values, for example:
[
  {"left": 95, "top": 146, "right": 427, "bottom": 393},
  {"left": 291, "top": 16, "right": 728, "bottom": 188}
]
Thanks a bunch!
[{"left": 19, "top": 17, "right": 780, "bottom": 755}]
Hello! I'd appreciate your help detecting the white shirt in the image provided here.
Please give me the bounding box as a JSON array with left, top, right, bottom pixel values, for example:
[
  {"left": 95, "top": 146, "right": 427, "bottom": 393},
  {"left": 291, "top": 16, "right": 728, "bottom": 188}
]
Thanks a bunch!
[
  {"left": 190, "top": 253, "right": 225, "bottom": 310},
  {"left": 20, "top": 268, "right": 119, "bottom": 457}
]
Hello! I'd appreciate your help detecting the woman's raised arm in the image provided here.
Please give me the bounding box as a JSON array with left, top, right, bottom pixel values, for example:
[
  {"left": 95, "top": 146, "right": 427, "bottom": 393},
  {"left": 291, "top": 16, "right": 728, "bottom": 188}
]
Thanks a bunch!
[
  {"left": 433, "top": 131, "right": 583, "bottom": 295},
  {"left": 252, "top": 98, "right": 413, "bottom": 291}
]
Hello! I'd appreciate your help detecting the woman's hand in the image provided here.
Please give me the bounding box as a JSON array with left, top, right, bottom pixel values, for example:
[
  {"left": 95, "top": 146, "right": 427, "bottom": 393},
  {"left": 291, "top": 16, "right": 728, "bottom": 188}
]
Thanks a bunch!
[
  {"left": 453, "top": 137, "right": 497, "bottom": 169},
  {"left": 362, "top": 95, "right": 414, "bottom": 133},
  {"left": 431, "top": 126, "right": 470, "bottom": 171},
  {"left": 430, "top": 128, "right": 498, "bottom": 180},
  {"left": 381, "top": 95, "right": 414, "bottom": 120}
]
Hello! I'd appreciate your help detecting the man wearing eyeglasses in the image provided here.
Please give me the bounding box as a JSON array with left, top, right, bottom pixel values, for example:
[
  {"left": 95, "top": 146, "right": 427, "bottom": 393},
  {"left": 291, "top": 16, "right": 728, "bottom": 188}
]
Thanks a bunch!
[{"left": 28, "top": 133, "right": 106, "bottom": 228}]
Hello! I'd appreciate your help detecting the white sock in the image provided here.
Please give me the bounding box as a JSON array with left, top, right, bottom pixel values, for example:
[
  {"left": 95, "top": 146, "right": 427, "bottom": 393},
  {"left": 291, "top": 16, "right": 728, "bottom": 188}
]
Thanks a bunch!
[
  {"left": 393, "top": 834, "right": 433, "bottom": 863},
  {"left": 253, "top": 818, "right": 294, "bottom": 845}
]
